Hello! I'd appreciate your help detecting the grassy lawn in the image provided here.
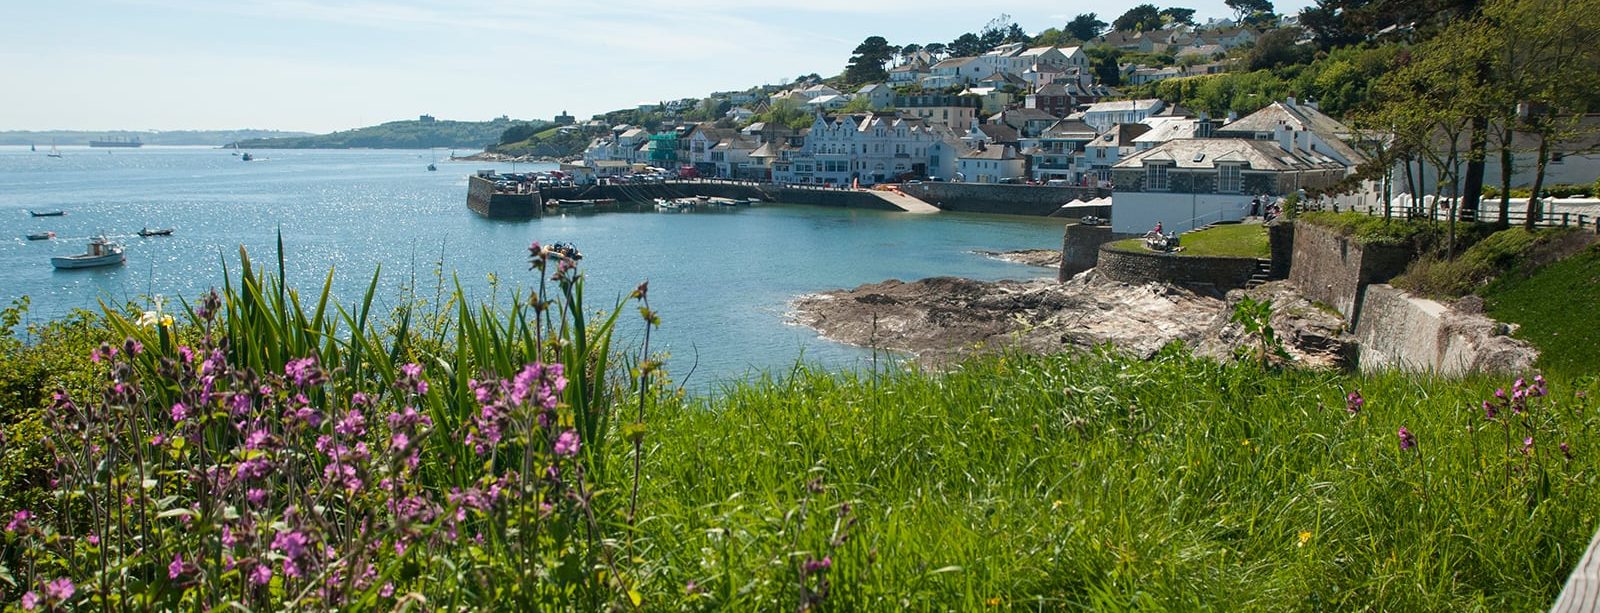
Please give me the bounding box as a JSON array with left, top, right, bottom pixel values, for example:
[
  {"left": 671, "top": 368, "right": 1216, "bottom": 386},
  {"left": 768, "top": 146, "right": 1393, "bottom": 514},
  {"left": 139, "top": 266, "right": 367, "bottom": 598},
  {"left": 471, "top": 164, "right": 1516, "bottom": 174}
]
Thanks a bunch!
[
  {"left": 1483, "top": 243, "right": 1600, "bottom": 376},
  {"left": 1110, "top": 223, "right": 1269, "bottom": 258}
]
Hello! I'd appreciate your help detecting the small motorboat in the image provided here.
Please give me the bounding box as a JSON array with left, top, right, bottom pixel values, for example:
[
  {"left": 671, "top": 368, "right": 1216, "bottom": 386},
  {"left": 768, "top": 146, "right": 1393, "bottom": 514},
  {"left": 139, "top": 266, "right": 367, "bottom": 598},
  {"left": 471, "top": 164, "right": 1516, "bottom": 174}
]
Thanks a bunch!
[
  {"left": 138, "top": 227, "right": 175, "bottom": 237},
  {"left": 653, "top": 198, "right": 695, "bottom": 212},
  {"left": 29, "top": 209, "right": 65, "bottom": 217},
  {"left": 427, "top": 163, "right": 437, "bottom": 171},
  {"left": 241, "top": 152, "right": 254, "bottom": 162},
  {"left": 51, "top": 236, "right": 125, "bottom": 269},
  {"left": 745, "top": 197, "right": 765, "bottom": 205},
  {"left": 26, "top": 231, "right": 55, "bottom": 241}
]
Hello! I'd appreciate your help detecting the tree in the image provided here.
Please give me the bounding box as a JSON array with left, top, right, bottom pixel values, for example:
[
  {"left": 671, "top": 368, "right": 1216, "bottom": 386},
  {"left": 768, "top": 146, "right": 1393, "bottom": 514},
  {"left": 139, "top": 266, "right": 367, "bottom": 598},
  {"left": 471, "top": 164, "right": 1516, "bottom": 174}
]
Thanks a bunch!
[
  {"left": 844, "top": 36, "right": 896, "bottom": 84},
  {"left": 923, "top": 42, "right": 947, "bottom": 58},
  {"left": 948, "top": 33, "right": 986, "bottom": 57},
  {"left": 1246, "top": 27, "right": 1311, "bottom": 70},
  {"left": 1225, "top": 0, "right": 1275, "bottom": 24},
  {"left": 898, "top": 43, "right": 923, "bottom": 62},
  {"left": 1160, "top": 7, "right": 1198, "bottom": 25},
  {"left": 1113, "top": 4, "right": 1164, "bottom": 32},
  {"left": 1032, "top": 28, "right": 1070, "bottom": 46},
  {"left": 1066, "top": 13, "right": 1108, "bottom": 41},
  {"left": 1084, "top": 46, "right": 1124, "bottom": 85}
]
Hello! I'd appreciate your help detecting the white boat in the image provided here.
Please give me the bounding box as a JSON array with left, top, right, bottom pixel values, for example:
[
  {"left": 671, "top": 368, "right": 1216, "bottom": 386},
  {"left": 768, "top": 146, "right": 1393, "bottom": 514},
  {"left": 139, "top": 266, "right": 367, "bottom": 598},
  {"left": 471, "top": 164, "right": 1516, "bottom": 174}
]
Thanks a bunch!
[
  {"left": 653, "top": 198, "right": 695, "bottom": 212},
  {"left": 51, "top": 236, "right": 125, "bottom": 269},
  {"left": 26, "top": 231, "right": 55, "bottom": 241}
]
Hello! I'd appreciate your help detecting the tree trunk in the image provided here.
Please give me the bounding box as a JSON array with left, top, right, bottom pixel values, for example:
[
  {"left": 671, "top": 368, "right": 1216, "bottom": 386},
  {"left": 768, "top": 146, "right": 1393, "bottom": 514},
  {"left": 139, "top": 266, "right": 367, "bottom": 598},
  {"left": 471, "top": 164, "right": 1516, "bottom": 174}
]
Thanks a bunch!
[
  {"left": 1498, "top": 132, "right": 1513, "bottom": 227},
  {"left": 1525, "top": 135, "right": 1550, "bottom": 231},
  {"left": 1462, "top": 116, "right": 1488, "bottom": 222}
]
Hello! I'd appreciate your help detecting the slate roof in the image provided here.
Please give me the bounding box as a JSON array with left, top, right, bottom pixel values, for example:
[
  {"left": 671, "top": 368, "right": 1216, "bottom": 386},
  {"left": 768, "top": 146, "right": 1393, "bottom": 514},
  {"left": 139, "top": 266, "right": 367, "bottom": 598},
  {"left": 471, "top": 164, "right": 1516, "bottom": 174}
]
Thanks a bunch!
[{"left": 1113, "top": 138, "right": 1348, "bottom": 170}]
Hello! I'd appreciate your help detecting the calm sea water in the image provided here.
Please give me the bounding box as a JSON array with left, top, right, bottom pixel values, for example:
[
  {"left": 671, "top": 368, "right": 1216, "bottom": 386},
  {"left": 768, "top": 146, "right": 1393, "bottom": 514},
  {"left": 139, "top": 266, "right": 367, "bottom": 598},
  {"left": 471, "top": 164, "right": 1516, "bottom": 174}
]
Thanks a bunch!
[{"left": 0, "top": 146, "right": 1063, "bottom": 387}]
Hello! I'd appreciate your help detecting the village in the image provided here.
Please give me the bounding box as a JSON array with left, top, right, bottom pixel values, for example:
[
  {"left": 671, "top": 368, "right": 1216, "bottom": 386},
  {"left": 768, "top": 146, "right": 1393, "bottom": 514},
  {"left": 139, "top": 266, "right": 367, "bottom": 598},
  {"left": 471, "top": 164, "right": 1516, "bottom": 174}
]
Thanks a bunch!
[{"left": 533, "top": 15, "right": 1597, "bottom": 237}]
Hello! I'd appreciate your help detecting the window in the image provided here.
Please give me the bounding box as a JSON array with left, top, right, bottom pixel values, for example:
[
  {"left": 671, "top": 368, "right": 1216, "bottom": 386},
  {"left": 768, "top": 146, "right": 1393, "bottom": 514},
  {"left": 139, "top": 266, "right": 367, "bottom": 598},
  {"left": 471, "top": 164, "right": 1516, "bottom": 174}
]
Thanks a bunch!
[
  {"left": 1145, "top": 162, "right": 1170, "bottom": 191},
  {"left": 1217, "top": 164, "right": 1242, "bottom": 193}
]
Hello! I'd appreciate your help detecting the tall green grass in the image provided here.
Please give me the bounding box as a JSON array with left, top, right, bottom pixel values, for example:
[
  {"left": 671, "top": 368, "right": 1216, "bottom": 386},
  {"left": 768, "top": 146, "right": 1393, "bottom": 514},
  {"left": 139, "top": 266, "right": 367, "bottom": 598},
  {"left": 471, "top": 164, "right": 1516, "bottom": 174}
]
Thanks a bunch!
[{"left": 632, "top": 350, "right": 1598, "bottom": 610}]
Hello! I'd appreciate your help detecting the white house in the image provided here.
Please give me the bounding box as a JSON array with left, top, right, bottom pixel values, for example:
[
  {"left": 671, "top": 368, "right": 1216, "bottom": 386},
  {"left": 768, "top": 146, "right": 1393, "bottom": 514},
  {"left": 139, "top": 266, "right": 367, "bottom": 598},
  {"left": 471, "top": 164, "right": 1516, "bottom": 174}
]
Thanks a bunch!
[
  {"left": 1033, "top": 118, "right": 1099, "bottom": 182},
  {"left": 957, "top": 145, "right": 1027, "bottom": 184},
  {"left": 1082, "top": 123, "right": 1153, "bottom": 185},
  {"left": 857, "top": 83, "right": 896, "bottom": 110},
  {"left": 923, "top": 57, "right": 983, "bottom": 89},
  {"left": 773, "top": 113, "right": 960, "bottom": 185},
  {"left": 1083, "top": 99, "right": 1165, "bottom": 133},
  {"left": 1216, "top": 98, "right": 1364, "bottom": 166}
]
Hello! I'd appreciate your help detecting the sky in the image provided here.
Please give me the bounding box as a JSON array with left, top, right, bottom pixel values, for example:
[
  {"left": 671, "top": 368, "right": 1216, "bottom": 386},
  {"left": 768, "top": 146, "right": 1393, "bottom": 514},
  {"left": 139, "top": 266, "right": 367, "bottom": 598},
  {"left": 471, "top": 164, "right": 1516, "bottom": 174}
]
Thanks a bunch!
[{"left": 2, "top": 0, "right": 1313, "bottom": 134}]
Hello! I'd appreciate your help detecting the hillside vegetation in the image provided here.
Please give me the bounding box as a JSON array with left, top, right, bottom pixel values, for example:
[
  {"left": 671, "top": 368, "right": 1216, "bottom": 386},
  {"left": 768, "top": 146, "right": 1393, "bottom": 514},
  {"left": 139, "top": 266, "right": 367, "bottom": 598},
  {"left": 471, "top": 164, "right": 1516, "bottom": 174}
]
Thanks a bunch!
[{"left": 235, "top": 118, "right": 546, "bottom": 150}]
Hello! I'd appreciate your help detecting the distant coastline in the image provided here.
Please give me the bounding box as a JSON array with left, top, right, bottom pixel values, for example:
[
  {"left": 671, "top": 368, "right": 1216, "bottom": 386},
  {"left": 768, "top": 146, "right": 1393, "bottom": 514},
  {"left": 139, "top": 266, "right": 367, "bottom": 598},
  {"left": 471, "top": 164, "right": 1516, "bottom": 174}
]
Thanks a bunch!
[{"left": 0, "top": 129, "right": 312, "bottom": 147}]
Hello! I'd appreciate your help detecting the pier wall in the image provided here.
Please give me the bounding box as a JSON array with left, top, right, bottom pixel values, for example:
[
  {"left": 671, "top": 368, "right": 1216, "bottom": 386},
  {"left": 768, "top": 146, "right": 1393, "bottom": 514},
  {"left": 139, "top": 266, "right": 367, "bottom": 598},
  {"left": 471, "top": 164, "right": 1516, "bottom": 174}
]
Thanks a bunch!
[
  {"left": 538, "top": 181, "right": 1103, "bottom": 215},
  {"left": 468, "top": 176, "right": 542, "bottom": 219},
  {"left": 907, "top": 183, "right": 1109, "bottom": 216}
]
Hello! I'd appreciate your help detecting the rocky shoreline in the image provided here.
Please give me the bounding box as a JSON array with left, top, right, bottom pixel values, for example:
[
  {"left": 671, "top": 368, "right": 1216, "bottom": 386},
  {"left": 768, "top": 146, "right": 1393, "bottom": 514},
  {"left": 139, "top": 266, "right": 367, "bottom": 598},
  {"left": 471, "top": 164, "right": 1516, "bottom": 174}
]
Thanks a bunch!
[
  {"left": 791, "top": 271, "right": 1358, "bottom": 369},
  {"left": 974, "top": 249, "right": 1061, "bottom": 268}
]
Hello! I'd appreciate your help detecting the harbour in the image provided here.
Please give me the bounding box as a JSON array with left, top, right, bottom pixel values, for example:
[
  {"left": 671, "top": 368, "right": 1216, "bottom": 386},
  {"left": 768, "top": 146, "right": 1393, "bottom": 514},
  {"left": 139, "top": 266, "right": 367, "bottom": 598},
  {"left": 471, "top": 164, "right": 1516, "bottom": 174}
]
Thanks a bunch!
[{"left": 0, "top": 146, "right": 1065, "bottom": 384}]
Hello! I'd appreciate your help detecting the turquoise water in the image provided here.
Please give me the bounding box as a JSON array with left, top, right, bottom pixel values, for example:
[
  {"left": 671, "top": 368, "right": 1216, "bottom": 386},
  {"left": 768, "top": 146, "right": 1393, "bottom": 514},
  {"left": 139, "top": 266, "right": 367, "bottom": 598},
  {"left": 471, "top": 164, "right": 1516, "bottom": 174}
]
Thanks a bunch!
[{"left": 0, "top": 146, "right": 1064, "bottom": 387}]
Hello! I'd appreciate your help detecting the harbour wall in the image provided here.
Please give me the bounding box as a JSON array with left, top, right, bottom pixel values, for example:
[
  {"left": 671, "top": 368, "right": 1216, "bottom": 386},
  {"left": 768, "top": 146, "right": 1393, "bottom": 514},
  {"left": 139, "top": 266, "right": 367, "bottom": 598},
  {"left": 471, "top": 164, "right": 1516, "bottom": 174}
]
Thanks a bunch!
[
  {"left": 542, "top": 182, "right": 901, "bottom": 211},
  {"left": 906, "top": 183, "right": 1109, "bottom": 216},
  {"left": 468, "top": 176, "right": 542, "bottom": 219},
  {"left": 541, "top": 181, "right": 1104, "bottom": 215}
]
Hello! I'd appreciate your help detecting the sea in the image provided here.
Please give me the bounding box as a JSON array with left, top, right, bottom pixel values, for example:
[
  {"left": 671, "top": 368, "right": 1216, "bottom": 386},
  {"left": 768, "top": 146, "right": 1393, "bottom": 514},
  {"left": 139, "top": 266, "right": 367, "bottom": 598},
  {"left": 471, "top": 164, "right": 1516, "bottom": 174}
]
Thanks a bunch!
[{"left": 0, "top": 146, "right": 1065, "bottom": 389}]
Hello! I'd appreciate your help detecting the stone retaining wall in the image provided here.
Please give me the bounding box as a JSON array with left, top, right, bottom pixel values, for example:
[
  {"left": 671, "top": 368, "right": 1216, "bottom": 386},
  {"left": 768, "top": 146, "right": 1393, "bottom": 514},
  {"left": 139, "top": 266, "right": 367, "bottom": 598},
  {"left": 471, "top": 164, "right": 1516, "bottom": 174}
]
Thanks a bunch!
[
  {"left": 1287, "top": 220, "right": 1411, "bottom": 325},
  {"left": 1096, "top": 245, "right": 1260, "bottom": 293}
]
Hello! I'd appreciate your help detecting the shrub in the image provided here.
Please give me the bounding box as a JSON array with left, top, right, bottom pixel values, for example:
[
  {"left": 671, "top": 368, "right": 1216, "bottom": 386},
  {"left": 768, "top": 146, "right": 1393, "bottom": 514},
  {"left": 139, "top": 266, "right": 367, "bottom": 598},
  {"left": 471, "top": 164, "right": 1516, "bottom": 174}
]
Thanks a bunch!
[{"left": 0, "top": 243, "right": 661, "bottom": 610}]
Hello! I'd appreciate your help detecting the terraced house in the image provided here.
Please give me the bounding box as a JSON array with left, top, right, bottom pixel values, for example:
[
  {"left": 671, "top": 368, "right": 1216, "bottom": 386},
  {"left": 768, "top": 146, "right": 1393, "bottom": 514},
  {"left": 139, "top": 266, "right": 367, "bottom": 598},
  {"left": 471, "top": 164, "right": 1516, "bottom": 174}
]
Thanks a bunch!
[{"left": 772, "top": 112, "right": 963, "bottom": 186}]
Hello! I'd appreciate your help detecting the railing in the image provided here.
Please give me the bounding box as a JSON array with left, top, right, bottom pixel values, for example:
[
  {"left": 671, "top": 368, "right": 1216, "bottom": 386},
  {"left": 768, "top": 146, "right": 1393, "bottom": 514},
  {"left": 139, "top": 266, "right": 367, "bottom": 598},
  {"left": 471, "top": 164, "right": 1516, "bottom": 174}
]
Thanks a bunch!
[
  {"left": 1333, "top": 200, "right": 1594, "bottom": 230},
  {"left": 1318, "top": 196, "right": 1593, "bottom": 233}
]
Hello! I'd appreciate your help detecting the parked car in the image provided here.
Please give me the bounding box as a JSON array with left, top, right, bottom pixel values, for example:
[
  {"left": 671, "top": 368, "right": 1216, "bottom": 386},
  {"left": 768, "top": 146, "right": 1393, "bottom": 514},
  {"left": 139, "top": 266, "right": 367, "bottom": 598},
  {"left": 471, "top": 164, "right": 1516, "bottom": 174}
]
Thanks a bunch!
[{"left": 1046, "top": 179, "right": 1073, "bottom": 186}]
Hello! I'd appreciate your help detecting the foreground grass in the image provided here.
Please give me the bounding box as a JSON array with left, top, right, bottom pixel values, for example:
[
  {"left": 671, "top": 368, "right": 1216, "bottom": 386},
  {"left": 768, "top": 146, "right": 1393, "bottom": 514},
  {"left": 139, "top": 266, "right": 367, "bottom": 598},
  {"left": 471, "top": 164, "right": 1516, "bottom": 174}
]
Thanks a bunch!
[
  {"left": 636, "top": 350, "right": 1598, "bottom": 610},
  {"left": 1485, "top": 244, "right": 1600, "bottom": 376},
  {"left": 1110, "top": 223, "right": 1268, "bottom": 258}
]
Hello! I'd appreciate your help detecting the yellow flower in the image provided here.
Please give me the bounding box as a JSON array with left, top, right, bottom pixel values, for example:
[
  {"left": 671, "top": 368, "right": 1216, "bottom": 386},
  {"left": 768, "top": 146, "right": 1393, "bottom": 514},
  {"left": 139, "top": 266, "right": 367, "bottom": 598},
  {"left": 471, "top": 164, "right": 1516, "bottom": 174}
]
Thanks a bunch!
[
  {"left": 1241, "top": 439, "right": 1251, "bottom": 446},
  {"left": 985, "top": 597, "right": 1002, "bottom": 607},
  {"left": 1297, "top": 531, "right": 1312, "bottom": 547},
  {"left": 161, "top": 314, "right": 174, "bottom": 328}
]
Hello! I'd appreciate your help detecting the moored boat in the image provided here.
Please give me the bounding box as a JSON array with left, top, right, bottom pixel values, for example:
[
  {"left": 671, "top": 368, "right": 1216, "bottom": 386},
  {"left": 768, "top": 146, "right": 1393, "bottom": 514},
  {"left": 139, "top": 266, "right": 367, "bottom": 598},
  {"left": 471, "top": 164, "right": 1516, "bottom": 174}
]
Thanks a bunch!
[
  {"left": 29, "top": 209, "right": 65, "bottom": 217},
  {"left": 51, "top": 236, "right": 125, "bottom": 269},
  {"left": 138, "top": 227, "right": 175, "bottom": 237},
  {"left": 653, "top": 198, "right": 695, "bottom": 212},
  {"left": 26, "top": 231, "right": 55, "bottom": 241}
]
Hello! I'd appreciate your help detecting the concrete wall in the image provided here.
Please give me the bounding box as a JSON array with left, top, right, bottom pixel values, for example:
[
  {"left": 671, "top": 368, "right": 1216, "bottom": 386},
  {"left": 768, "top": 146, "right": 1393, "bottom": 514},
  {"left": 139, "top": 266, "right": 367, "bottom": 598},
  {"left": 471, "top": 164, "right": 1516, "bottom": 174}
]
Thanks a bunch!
[
  {"left": 1109, "top": 192, "right": 1253, "bottom": 234},
  {"left": 1287, "top": 220, "right": 1411, "bottom": 324},
  {"left": 1353, "top": 285, "right": 1537, "bottom": 374},
  {"left": 1096, "top": 245, "right": 1260, "bottom": 292},
  {"left": 908, "top": 183, "right": 1109, "bottom": 216}
]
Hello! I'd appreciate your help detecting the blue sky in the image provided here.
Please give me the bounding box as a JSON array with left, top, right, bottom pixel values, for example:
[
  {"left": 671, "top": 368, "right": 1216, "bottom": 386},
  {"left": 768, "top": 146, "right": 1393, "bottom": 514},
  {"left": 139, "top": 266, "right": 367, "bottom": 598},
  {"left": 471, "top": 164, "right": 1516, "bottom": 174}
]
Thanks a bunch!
[{"left": 3, "top": 0, "right": 1311, "bottom": 133}]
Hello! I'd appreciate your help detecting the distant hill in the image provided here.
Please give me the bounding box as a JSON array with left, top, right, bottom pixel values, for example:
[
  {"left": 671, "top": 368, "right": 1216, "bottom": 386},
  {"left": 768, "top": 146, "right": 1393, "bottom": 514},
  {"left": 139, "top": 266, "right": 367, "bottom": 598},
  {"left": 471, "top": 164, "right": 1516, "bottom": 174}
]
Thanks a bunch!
[
  {"left": 234, "top": 118, "right": 549, "bottom": 150},
  {"left": 0, "top": 130, "right": 313, "bottom": 147}
]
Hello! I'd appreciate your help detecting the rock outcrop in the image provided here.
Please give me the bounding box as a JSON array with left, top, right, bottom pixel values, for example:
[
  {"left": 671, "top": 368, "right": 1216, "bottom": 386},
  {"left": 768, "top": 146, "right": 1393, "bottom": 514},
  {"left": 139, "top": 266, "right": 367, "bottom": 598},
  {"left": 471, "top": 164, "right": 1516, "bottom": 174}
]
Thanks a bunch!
[{"left": 791, "top": 270, "right": 1227, "bottom": 365}]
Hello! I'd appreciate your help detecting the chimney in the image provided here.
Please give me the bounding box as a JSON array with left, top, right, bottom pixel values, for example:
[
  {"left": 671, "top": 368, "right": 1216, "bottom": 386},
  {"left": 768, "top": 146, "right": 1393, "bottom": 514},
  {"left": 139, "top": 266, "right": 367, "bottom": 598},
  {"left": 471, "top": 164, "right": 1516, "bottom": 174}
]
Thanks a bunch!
[{"left": 1286, "top": 96, "right": 1297, "bottom": 108}]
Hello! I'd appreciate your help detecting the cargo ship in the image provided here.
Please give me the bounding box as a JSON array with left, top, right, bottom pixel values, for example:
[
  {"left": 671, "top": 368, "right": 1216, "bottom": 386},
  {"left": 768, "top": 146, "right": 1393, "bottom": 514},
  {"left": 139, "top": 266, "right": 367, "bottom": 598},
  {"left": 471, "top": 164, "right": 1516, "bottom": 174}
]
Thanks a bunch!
[{"left": 88, "top": 136, "right": 143, "bottom": 148}]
